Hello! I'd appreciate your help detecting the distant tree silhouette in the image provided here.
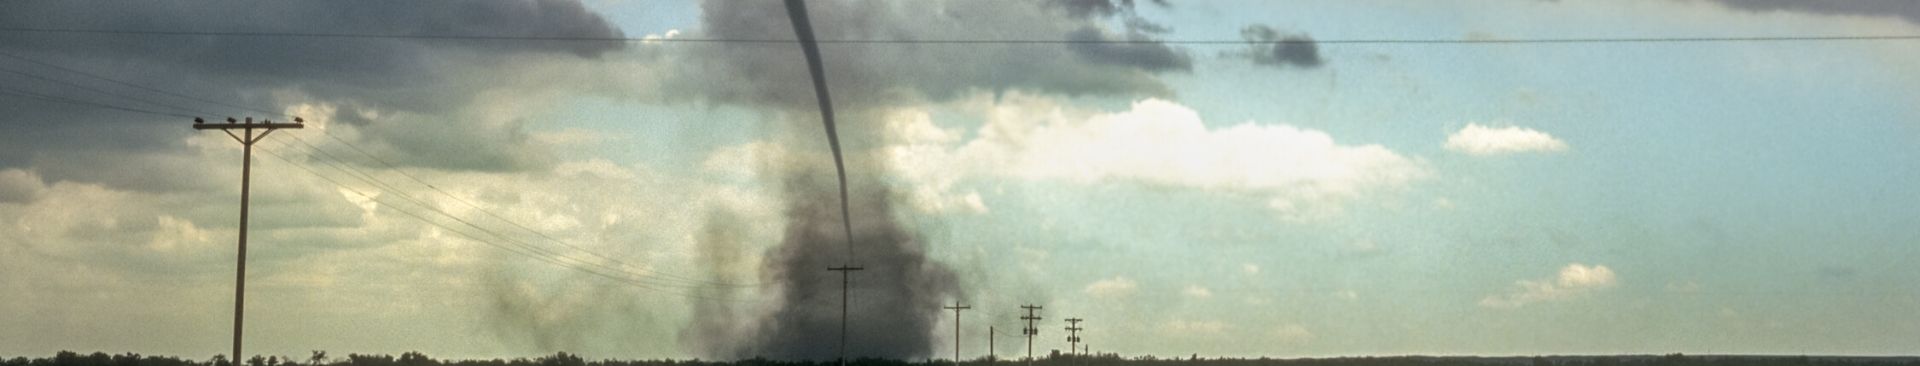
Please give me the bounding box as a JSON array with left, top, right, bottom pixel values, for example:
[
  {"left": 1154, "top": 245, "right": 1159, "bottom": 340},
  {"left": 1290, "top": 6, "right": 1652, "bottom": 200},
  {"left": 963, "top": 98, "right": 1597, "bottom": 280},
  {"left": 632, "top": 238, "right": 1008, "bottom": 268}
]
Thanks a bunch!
[
  {"left": 397, "top": 353, "right": 435, "bottom": 366},
  {"left": 5, "top": 351, "right": 1920, "bottom": 366},
  {"left": 535, "top": 353, "right": 582, "bottom": 366}
]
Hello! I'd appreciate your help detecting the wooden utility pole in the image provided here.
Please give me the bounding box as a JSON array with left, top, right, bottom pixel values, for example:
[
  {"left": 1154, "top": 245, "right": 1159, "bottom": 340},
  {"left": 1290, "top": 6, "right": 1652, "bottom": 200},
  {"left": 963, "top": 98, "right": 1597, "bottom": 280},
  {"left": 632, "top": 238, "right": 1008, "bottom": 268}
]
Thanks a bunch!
[
  {"left": 192, "top": 116, "right": 302, "bottom": 365},
  {"left": 1020, "top": 305, "right": 1043, "bottom": 363},
  {"left": 1065, "top": 318, "right": 1084, "bottom": 356},
  {"left": 945, "top": 302, "right": 972, "bottom": 362},
  {"left": 828, "top": 265, "right": 864, "bottom": 365},
  {"left": 989, "top": 326, "right": 995, "bottom": 363}
]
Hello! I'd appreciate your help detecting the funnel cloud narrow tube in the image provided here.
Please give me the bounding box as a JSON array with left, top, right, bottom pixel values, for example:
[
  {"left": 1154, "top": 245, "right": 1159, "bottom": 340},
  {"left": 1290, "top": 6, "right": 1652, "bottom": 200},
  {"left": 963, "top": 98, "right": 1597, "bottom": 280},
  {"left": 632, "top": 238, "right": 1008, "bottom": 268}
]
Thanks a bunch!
[{"left": 783, "top": 0, "right": 856, "bottom": 262}]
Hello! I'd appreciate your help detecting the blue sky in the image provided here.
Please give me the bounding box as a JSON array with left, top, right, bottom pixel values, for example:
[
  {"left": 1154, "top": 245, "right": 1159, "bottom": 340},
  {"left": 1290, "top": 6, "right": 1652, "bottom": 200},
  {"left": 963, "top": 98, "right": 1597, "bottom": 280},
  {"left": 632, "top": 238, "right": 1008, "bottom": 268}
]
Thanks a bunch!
[{"left": 1, "top": 0, "right": 1917, "bottom": 361}]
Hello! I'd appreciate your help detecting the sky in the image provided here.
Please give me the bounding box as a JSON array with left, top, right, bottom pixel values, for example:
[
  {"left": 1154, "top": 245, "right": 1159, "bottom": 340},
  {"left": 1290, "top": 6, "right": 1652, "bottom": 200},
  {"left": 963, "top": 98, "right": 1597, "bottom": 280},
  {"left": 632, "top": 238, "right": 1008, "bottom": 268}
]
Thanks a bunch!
[{"left": 2, "top": 0, "right": 1919, "bottom": 361}]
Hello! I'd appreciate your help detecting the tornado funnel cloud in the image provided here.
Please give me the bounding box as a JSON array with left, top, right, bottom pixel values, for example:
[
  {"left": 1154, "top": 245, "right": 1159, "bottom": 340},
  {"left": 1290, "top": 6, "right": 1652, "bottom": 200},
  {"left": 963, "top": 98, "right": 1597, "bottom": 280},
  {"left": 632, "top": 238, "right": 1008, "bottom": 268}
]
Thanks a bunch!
[
  {"left": 678, "top": 1, "right": 967, "bottom": 361},
  {"left": 783, "top": 0, "right": 857, "bottom": 260}
]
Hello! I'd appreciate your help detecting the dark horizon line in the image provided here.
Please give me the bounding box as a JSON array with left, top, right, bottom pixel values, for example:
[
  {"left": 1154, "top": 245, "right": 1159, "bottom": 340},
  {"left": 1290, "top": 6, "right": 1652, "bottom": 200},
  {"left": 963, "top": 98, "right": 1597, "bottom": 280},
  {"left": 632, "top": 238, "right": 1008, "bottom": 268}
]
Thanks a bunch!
[{"left": 7, "top": 351, "right": 1919, "bottom": 362}]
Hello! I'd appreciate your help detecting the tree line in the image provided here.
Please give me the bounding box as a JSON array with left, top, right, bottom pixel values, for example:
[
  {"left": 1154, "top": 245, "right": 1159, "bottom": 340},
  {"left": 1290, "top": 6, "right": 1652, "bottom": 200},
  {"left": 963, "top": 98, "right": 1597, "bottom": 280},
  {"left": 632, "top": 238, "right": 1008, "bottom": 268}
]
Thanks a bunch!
[{"left": 4, "top": 351, "right": 1916, "bottom": 366}]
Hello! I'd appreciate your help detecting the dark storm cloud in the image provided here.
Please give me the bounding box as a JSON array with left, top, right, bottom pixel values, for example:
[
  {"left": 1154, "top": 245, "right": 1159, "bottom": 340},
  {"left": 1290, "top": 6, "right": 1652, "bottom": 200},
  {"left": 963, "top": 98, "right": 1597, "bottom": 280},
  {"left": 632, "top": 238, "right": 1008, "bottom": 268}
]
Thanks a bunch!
[
  {"left": 680, "top": 210, "right": 752, "bottom": 358},
  {"left": 1706, "top": 0, "right": 1920, "bottom": 25},
  {"left": 1051, "top": 0, "right": 1170, "bottom": 19},
  {"left": 484, "top": 272, "right": 663, "bottom": 354},
  {"left": 1065, "top": 26, "right": 1194, "bottom": 72},
  {"left": 669, "top": 0, "right": 1188, "bottom": 120},
  {"left": 1232, "top": 25, "right": 1324, "bottom": 69},
  {"left": 0, "top": 0, "right": 624, "bottom": 174}
]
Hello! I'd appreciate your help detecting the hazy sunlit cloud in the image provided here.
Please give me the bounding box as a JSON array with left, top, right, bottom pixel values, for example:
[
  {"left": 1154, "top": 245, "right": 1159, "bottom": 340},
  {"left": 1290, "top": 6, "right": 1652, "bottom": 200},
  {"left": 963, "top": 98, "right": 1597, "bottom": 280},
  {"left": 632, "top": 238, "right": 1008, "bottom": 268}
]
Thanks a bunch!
[
  {"left": 1444, "top": 123, "right": 1569, "bottom": 156},
  {"left": 1085, "top": 276, "right": 1140, "bottom": 298},
  {"left": 1271, "top": 324, "right": 1315, "bottom": 343},
  {"left": 1479, "top": 263, "right": 1617, "bottom": 308},
  {"left": 1162, "top": 319, "right": 1230, "bottom": 336},
  {"left": 886, "top": 96, "right": 1427, "bottom": 218},
  {"left": 1183, "top": 285, "right": 1214, "bottom": 299}
]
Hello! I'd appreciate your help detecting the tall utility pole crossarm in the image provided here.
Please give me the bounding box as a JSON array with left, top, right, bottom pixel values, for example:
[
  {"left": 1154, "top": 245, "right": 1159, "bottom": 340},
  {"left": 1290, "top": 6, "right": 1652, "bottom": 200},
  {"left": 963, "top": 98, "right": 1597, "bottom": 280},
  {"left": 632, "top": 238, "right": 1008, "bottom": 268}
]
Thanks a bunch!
[
  {"left": 192, "top": 116, "right": 303, "bottom": 366},
  {"left": 944, "top": 302, "right": 972, "bottom": 362},
  {"left": 1064, "top": 318, "right": 1084, "bottom": 356},
  {"left": 827, "top": 265, "right": 864, "bottom": 364},
  {"left": 1019, "top": 305, "right": 1043, "bottom": 363}
]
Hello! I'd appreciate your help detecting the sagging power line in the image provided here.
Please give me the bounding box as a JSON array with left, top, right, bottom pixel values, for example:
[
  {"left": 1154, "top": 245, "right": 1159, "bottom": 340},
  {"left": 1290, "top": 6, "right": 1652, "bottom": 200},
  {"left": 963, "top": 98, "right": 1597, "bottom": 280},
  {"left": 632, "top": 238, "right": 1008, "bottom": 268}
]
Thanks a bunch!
[
  {"left": 5, "top": 26, "right": 1920, "bottom": 45},
  {"left": 0, "top": 86, "right": 194, "bottom": 118},
  {"left": 0, "top": 52, "right": 759, "bottom": 297}
]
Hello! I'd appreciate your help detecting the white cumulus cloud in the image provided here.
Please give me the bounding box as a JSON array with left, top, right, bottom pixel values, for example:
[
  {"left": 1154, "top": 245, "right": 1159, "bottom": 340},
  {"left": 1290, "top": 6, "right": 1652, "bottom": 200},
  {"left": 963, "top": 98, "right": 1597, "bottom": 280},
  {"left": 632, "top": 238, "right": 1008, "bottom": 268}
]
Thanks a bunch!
[
  {"left": 1480, "top": 263, "right": 1617, "bottom": 308},
  {"left": 1444, "top": 123, "right": 1568, "bottom": 156},
  {"left": 999, "top": 99, "right": 1426, "bottom": 208},
  {"left": 884, "top": 95, "right": 1427, "bottom": 217},
  {"left": 641, "top": 29, "right": 680, "bottom": 44}
]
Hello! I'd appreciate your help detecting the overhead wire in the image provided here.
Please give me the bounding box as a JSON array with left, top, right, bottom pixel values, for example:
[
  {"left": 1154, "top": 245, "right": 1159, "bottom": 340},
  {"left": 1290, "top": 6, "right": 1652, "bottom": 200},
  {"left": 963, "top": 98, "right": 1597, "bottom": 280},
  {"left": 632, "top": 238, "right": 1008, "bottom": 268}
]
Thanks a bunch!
[
  {"left": 0, "top": 85, "right": 196, "bottom": 118},
  {"left": 254, "top": 128, "right": 745, "bottom": 291},
  {"left": 259, "top": 138, "right": 743, "bottom": 296},
  {"left": 4, "top": 26, "right": 1920, "bottom": 45},
  {"left": 0, "top": 64, "right": 205, "bottom": 116},
  {"left": 273, "top": 132, "right": 757, "bottom": 288},
  {"left": 252, "top": 140, "right": 758, "bottom": 303},
  {"left": 0, "top": 49, "right": 284, "bottom": 116},
  {"left": 0, "top": 58, "right": 761, "bottom": 294},
  {"left": 0, "top": 51, "right": 750, "bottom": 287}
]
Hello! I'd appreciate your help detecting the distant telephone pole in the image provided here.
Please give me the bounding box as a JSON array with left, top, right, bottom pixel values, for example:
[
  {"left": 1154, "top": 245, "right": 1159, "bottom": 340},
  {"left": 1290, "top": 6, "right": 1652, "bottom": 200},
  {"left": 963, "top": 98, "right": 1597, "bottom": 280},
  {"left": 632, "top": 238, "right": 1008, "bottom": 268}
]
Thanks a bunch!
[
  {"left": 828, "top": 265, "right": 863, "bottom": 365},
  {"left": 192, "top": 116, "right": 303, "bottom": 365},
  {"left": 988, "top": 326, "right": 996, "bottom": 363},
  {"left": 1065, "top": 318, "right": 1083, "bottom": 356},
  {"left": 945, "top": 302, "right": 972, "bottom": 362},
  {"left": 1020, "top": 305, "right": 1043, "bottom": 363}
]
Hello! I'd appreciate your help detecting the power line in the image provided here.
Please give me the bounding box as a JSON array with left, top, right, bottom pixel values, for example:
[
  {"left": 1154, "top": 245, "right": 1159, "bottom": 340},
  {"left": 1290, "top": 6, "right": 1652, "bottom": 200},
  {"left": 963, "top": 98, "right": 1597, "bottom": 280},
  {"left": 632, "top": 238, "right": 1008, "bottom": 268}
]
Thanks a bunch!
[
  {"left": 0, "top": 49, "right": 283, "bottom": 116},
  {"left": 275, "top": 133, "right": 754, "bottom": 288},
  {"left": 0, "top": 64, "right": 206, "bottom": 116},
  {"left": 5, "top": 26, "right": 1920, "bottom": 45},
  {"left": 0, "top": 86, "right": 195, "bottom": 118},
  {"left": 0, "top": 52, "right": 759, "bottom": 291},
  {"left": 261, "top": 137, "right": 738, "bottom": 292},
  {"left": 254, "top": 140, "right": 758, "bottom": 303},
  {"left": 1, "top": 51, "right": 737, "bottom": 281},
  {"left": 0, "top": 63, "right": 757, "bottom": 295}
]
